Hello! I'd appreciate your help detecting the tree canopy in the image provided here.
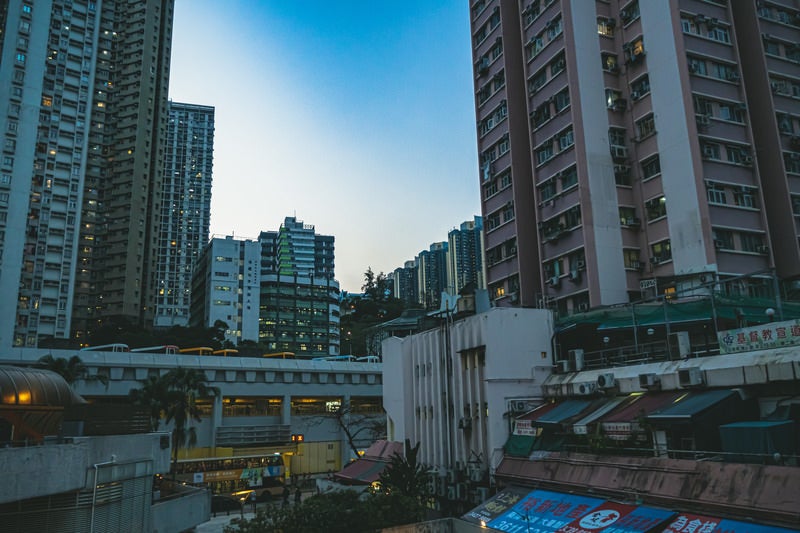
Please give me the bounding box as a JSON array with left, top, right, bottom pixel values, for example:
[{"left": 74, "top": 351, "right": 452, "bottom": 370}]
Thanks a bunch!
[{"left": 36, "top": 354, "right": 108, "bottom": 387}]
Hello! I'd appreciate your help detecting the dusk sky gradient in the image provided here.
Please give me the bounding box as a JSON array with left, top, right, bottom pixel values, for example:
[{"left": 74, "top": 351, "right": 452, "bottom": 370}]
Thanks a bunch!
[{"left": 169, "top": 1, "right": 481, "bottom": 293}]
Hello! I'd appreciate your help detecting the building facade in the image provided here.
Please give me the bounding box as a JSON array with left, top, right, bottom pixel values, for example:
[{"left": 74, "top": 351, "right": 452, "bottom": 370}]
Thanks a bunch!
[
  {"left": 393, "top": 260, "right": 419, "bottom": 307},
  {"left": 0, "top": 0, "right": 175, "bottom": 348},
  {"left": 190, "top": 235, "right": 261, "bottom": 344},
  {"left": 417, "top": 242, "right": 449, "bottom": 310},
  {"left": 471, "top": 0, "right": 800, "bottom": 316},
  {"left": 447, "top": 216, "right": 486, "bottom": 295},
  {"left": 154, "top": 102, "right": 214, "bottom": 328}
]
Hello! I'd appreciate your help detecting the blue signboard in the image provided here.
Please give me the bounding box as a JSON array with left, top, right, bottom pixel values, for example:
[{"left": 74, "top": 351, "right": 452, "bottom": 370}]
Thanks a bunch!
[{"left": 488, "top": 489, "right": 605, "bottom": 533}]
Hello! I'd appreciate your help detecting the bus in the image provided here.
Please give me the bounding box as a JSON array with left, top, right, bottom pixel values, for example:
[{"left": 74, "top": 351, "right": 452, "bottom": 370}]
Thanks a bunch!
[
  {"left": 173, "top": 453, "right": 286, "bottom": 501},
  {"left": 130, "top": 345, "right": 179, "bottom": 355},
  {"left": 262, "top": 352, "right": 295, "bottom": 359},
  {"left": 80, "top": 343, "right": 130, "bottom": 352},
  {"left": 212, "top": 349, "right": 239, "bottom": 357},
  {"left": 311, "top": 355, "right": 355, "bottom": 362},
  {"left": 178, "top": 347, "right": 214, "bottom": 356}
]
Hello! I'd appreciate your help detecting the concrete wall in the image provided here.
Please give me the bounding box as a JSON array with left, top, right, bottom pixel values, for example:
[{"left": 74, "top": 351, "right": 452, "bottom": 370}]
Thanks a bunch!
[{"left": 151, "top": 485, "right": 210, "bottom": 533}]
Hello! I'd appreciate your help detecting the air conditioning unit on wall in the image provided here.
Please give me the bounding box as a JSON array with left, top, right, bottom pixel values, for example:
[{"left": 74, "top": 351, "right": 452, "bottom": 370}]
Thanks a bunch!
[
  {"left": 597, "top": 372, "right": 616, "bottom": 389},
  {"left": 678, "top": 367, "right": 704, "bottom": 387}
]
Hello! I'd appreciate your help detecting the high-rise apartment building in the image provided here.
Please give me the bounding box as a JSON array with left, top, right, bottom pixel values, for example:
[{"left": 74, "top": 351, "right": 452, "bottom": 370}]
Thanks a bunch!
[
  {"left": 154, "top": 101, "right": 214, "bottom": 327},
  {"left": 0, "top": 0, "right": 175, "bottom": 348},
  {"left": 470, "top": 0, "right": 800, "bottom": 315},
  {"left": 191, "top": 218, "right": 341, "bottom": 356},
  {"left": 394, "top": 260, "right": 420, "bottom": 306},
  {"left": 447, "top": 216, "right": 486, "bottom": 295},
  {"left": 417, "top": 242, "right": 448, "bottom": 310}
]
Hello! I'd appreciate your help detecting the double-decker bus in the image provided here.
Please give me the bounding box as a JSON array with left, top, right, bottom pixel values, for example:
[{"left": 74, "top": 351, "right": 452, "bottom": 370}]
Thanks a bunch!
[
  {"left": 130, "top": 345, "right": 179, "bottom": 354},
  {"left": 212, "top": 349, "right": 239, "bottom": 357},
  {"left": 80, "top": 343, "right": 130, "bottom": 352},
  {"left": 173, "top": 453, "right": 286, "bottom": 501},
  {"left": 178, "top": 346, "right": 214, "bottom": 356}
]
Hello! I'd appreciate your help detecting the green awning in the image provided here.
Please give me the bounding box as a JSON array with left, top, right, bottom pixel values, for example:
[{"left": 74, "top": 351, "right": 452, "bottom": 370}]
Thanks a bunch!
[{"left": 504, "top": 434, "right": 535, "bottom": 457}]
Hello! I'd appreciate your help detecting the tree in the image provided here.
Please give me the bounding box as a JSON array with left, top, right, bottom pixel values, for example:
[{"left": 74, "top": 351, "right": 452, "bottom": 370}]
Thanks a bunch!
[
  {"left": 129, "top": 368, "right": 219, "bottom": 474},
  {"left": 322, "top": 399, "right": 386, "bottom": 459},
  {"left": 223, "top": 490, "right": 425, "bottom": 533},
  {"left": 36, "top": 354, "right": 109, "bottom": 387},
  {"left": 163, "top": 367, "right": 220, "bottom": 473},
  {"left": 378, "top": 440, "right": 431, "bottom": 500}
]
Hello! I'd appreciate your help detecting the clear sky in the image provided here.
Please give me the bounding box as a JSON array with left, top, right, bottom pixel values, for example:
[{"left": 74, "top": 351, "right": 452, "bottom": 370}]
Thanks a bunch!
[{"left": 168, "top": 1, "right": 481, "bottom": 293}]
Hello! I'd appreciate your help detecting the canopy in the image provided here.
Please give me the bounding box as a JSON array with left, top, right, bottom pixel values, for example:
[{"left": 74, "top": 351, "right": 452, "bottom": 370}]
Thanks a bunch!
[
  {"left": 646, "top": 390, "right": 738, "bottom": 423},
  {"left": 572, "top": 396, "right": 629, "bottom": 435},
  {"left": 600, "top": 391, "right": 686, "bottom": 440},
  {"left": 527, "top": 399, "right": 593, "bottom": 427},
  {"left": 504, "top": 434, "right": 535, "bottom": 457}
]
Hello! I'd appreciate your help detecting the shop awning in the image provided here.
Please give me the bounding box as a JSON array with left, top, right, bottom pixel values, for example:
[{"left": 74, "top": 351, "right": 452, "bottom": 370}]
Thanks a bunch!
[
  {"left": 600, "top": 391, "right": 686, "bottom": 440},
  {"left": 334, "top": 458, "right": 387, "bottom": 485},
  {"left": 572, "top": 396, "right": 629, "bottom": 435},
  {"left": 504, "top": 434, "right": 535, "bottom": 457},
  {"left": 719, "top": 420, "right": 797, "bottom": 461},
  {"left": 517, "top": 401, "right": 561, "bottom": 421},
  {"left": 646, "top": 389, "right": 738, "bottom": 424},
  {"left": 664, "top": 513, "right": 799, "bottom": 533},
  {"left": 527, "top": 399, "right": 593, "bottom": 427}
]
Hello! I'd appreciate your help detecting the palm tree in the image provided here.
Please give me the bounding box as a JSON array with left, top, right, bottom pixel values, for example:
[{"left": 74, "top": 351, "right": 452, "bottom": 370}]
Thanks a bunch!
[
  {"left": 162, "top": 367, "right": 219, "bottom": 473},
  {"left": 36, "top": 354, "right": 109, "bottom": 387},
  {"left": 378, "top": 440, "right": 431, "bottom": 499},
  {"left": 129, "top": 374, "right": 171, "bottom": 431}
]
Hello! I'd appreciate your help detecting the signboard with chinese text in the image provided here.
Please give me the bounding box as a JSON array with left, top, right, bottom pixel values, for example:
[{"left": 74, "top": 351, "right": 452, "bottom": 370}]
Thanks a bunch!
[
  {"left": 487, "top": 489, "right": 604, "bottom": 533},
  {"left": 717, "top": 319, "right": 800, "bottom": 354},
  {"left": 514, "top": 420, "right": 542, "bottom": 436},
  {"left": 461, "top": 486, "right": 530, "bottom": 526},
  {"left": 665, "top": 514, "right": 798, "bottom": 533}
]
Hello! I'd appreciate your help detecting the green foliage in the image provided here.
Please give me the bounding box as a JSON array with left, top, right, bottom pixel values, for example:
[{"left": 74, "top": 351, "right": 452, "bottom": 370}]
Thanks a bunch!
[
  {"left": 87, "top": 316, "right": 229, "bottom": 350},
  {"left": 36, "top": 354, "right": 109, "bottom": 387},
  {"left": 223, "top": 490, "right": 426, "bottom": 533},
  {"left": 340, "top": 268, "right": 407, "bottom": 356},
  {"left": 128, "top": 368, "right": 219, "bottom": 471},
  {"left": 378, "top": 440, "right": 431, "bottom": 500}
]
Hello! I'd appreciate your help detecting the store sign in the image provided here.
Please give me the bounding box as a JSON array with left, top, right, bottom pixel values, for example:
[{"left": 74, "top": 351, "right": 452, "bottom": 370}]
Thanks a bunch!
[
  {"left": 717, "top": 319, "right": 800, "bottom": 354},
  {"left": 514, "top": 420, "right": 541, "bottom": 436}
]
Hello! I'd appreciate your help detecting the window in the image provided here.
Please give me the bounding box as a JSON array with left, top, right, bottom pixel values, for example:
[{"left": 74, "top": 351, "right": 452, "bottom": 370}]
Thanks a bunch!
[
  {"left": 606, "top": 89, "right": 624, "bottom": 109},
  {"left": 718, "top": 102, "right": 744, "bottom": 123},
  {"left": 527, "top": 36, "right": 544, "bottom": 59},
  {"left": 708, "top": 26, "right": 730, "bottom": 43},
  {"left": 630, "top": 75, "right": 650, "bottom": 99},
  {"left": 523, "top": 1, "right": 541, "bottom": 26},
  {"left": 483, "top": 180, "right": 498, "bottom": 199},
  {"left": 713, "top": 229, "right": 734, "bottom": 250},
  {"left": 702, "top": 142, "right": 721, "bottom": 160},
  {"left": 536, "top": 143, "right": 554, "bottom": 165},
  {"left": 624, "top": 249, "right": 642, "bottom": 269},
  {"left": 706, "top": 182, "right": 726, "bottom": 204},
  {"left": 547, "top": 16, "right": 563, "bottom": 41},
  {"left": 651, "top": 240, "right": 672, "bottom": 262},
  {"left": 554, "top": 89, "right": 570, "bottom": 112},
  {"left": 641, "top": 155, "right": 661, "bottom": 180},
  {"left": 785, "top": 153, "right": 800, "bottom": 174},
  {"left": 529, "top": 68, "right": 547, "bottom": 94},
  {"left": 680, "top": 17, "right": 698, "bottom": 34},
  {"left": 619, "top": 206, "right": 637, "bottom": 225},
  {"left": 625, "top": 37, "right": 645, "bottom": 64},
  {"left": 733, "top": 187, "right": 757, "bottom": 208},
  {"left": 550, "top": 53, "right": 566, "bottom": 76},
  {"left": 502, "top": 202, "right": 515, "bottom": 223},
  {"left": 532, "top": 102, "right": 551, "bottom": 128},
  {"left": 598, "top": 17, "right": 615, "bottom": 37},
  {"left": 500, "top": 171, "right": 512, "bottom": 189},
  {"left": 602, "top": 53, "right": 618, "bottom": 72},
  {"left": 558, "top": 128, "right": 574, "bottom": 151},
  {"left": 645, "top": 195, "right": 667, "bottom": 220},
  {"left": 560, "top": 166, "right": 578, "bottom": 189},
  {"left": 740, "top": 233, "right": 763, "bottom": 253},
  {"left": 763, "top": 38, "right": 780, "bottom": 56},
  {"left": 712, "top": 62, "right": 738, "bottom": 81},
  {"left": 487, "top": 212, "right": 501, "bottom": 230},
  {"left": 609, "top": 128, "right": 626, "bottom": 147},
  {"left": 539, "top": 179, "right": 556, "bottom": 202},
  {"left": 15, "top": 53, "right": 25, "bottom": 65},
  {"left": 688, "top": 56, "right": 707, "bottom": 75},
  {"left": 620, "top": 1, "right": 640, "bottom": 25},
  {"left": 636, "top": 114, "right": 656, "bottom": 138},
  {"left": 726, "top": 146, "right": 750, "bottom": 164}
]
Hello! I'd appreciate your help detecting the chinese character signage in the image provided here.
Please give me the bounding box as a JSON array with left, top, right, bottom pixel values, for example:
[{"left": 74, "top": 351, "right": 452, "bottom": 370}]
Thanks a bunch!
[
  {"left": 717, "top": 319, "right": 800, "bottom": 354},
  {"left": 462, "top": 486, "right": 530, "bottom": 525},
  {"left": 487, "top": 489, "right": 605, "bottom": 533}
]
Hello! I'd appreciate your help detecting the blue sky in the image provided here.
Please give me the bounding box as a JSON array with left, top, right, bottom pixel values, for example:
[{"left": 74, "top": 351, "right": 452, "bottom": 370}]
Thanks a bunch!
[{"left": 168, "top": 1, "right": 480, "bottom": 293}]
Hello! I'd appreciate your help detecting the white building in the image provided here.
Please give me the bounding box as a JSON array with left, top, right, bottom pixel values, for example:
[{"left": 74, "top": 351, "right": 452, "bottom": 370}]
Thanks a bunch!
[{"left": 382, "top": 307, "right": 554, "bottom": 478}]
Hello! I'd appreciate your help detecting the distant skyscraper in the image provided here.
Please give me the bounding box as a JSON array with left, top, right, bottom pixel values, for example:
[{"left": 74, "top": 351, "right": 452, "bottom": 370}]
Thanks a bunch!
[
  {"left": 417, "top": 242, "right": 448, "bottom": 310},
  {"left": 394, "top": 260, "right": 419, "bottom": 307},
  {"left": 258, "top": 217, "right": 339, "bottom": 357},
  {"left": 0, "top": 0, "right": 175, "bottom": 348},
  {"left": 470, "top": 0, "right": 800, "bottom": 315},
  {"left": 191, "top": 218, "right": 340, "bottom": 356},
  {"left": 154, "top": 102, "right": 214, "bottom": 327},
  {"left": 447, "top": 216, "right": 486, "bottom": 295}
]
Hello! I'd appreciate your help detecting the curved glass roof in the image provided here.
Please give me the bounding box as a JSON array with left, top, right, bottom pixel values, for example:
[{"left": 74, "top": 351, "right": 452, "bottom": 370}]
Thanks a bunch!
[{"left": 0, "top": 366, "right": 86, "bottom": 407}]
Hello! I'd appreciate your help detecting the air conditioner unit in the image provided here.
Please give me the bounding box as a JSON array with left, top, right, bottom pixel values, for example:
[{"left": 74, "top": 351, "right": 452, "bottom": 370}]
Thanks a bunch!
[
  {"left": 678, "top": 367, "right": 704, "bottom": 387},
  {"left": 630, "top": 90, "right": 641, "bottom": 100},
  {"left": 568, "top": 348, "right": 585, "bottom": 371},
  {"left": 702, "top": 146, "right": 716, "bottom": 159},
  {"left": 548, "top": 275, "right": 561, "bottom": 288},
  {"left": 742, "top": 155, "right": 753, "bottom": 165},
  {"left": 756, "top": 245, "right": 769, "bottom": 254},
  {"left": 576, "top": 382, "right": 596, "bottom": 395},
  {"left": 727, "top": 71, "right": 740, "bottom": 82},
  {"left": 614, "top": 164, "right": 631, "bottom": 175},
  {"left": 569, "top": 269, "right": 581, "bottom": 282},
  {"left": 597, "top": 372, "right": 616, "bottom": 389},
  {"left": 511, "top": 400, "right": 527, "bottom": 412},
  {"left": 558, "top": 359, "right": 572, "bottom": 373},
  {"left": 458, "top": 417, "right": 472, "bottom": 430},
  {"left": 714, "top": 239, "right": 724, "bottom": 249},
  {"left": 575, "top": 260, "right": 586, "bottom": 270},
  {"left": 688, "top": 63, "right": 698, "bottom": 74},
  {"left": 509, "top": 291, "right": 519, "bottom": 303},
  {"left": 477, "top": 57, "right": 490, "bottom": 75},
  {"left": 638, "top": 373, "right": 661, "bottom": 389},
  {"left": 696, "top": 114, "right": 710, "bottom": 127}
]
